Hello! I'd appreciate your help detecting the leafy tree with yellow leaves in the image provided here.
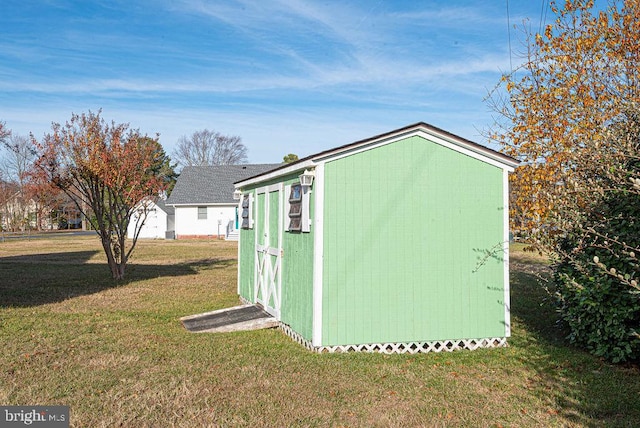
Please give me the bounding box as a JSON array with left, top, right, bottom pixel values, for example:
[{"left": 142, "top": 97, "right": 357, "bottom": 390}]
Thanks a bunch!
[{"left": 488, "top": 0, "right": 639, "bottom": 361}]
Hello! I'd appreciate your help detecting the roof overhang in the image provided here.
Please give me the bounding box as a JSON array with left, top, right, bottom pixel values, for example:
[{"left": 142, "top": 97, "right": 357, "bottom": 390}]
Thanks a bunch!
[{"left": 235, "top": 122, "right": 520, "bottom": 189}]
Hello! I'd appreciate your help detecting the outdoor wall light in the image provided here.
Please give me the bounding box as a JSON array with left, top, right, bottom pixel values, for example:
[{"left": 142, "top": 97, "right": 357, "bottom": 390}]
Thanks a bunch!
[
  {"left": 299, "top": 169, "right": 315, "bottom": 187},
  {"left": 233, "top": 189, "right": 242, "bottom": 200}
]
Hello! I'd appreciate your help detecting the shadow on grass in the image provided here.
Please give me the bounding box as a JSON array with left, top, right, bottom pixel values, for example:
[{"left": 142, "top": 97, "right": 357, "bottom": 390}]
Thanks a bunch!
[
  {"left": 510, "top": 266, "right": 640, "bottom": 427},
  {"left": 0, "top": 251, "right": 235, "bottom": 308}
]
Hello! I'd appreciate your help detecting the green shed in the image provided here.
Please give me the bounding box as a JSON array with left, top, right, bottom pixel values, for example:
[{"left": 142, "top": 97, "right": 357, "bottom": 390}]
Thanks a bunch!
[{"left": 234, "top": 122, "right": 519, "bottom": 353}]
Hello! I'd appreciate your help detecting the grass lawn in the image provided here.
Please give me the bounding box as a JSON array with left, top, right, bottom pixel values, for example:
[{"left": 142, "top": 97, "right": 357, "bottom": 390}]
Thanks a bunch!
[{"left": 1, "top": 237, "right": 638, "bottom": 427}]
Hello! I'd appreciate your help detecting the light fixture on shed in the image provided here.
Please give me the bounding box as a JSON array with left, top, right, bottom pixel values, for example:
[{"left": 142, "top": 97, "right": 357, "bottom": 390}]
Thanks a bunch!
[
  {"left": 233, "top": 189, "right": 242, "bottom": 200},
  {"left": 299, "top": 169, "right": 315, "bottom": 187}
]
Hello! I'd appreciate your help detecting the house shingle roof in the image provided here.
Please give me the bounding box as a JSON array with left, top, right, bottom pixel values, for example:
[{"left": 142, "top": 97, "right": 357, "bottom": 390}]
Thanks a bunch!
[
  {"left": 166, "top": 164, "right": 282, "bottom": 205},
  {"left": 155, "top": 198, "right": 175, "bottom": 215}
]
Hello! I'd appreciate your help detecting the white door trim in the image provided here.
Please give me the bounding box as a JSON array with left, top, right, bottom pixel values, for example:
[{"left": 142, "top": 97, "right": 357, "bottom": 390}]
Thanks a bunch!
[{"left": 254, "top": 184, "right": 283, "bottom": 319}]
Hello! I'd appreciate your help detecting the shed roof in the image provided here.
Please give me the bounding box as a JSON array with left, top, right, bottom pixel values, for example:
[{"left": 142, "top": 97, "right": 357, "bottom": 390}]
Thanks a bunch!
[
  {"left": 166, "top": 164, "right": 282, "bottom": 205},
  {"left": 236, "top": 122, "right": 520, "bottom": 188}
]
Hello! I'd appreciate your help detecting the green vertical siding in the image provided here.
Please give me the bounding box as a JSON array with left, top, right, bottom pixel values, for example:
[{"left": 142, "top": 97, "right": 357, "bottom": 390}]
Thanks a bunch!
[
  {"left": 322, "top": 136, "right": 506, "bottom": 346},
  {"left": 238, "top": 191, "right": 256, "bottom": 302},
  {"left": 255, "top": 192, "right": 266, "bottom": 303},
  {"left": 280, "top": 176, "right": 314, "bottom": 340}
]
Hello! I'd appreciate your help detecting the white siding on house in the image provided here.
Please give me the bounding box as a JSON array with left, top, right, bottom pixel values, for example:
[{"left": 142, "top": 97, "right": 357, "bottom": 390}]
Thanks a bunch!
[
  {"left": 174, "top": 205, "right": 237, "bottom": 238},
  {"left": 127, "top": 203, "right": 169, "bottom": 239}
]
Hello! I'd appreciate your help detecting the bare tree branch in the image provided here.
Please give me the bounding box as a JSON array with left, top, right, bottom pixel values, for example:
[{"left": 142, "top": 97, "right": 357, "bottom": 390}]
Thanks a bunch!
[{"left": 173, "top": 129, "right": 248, "bottom": 168}]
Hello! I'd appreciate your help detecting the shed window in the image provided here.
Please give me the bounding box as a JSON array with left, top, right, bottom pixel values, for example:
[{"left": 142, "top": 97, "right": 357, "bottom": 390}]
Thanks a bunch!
[
  {"left": 197, "top": 206, "right": 207, "bottom": 220},
  {"left": 241, "top": 194, "right": 253, "bottom": 229},
  {"left": 288, "top": 184, "right": 302, "bottom": 231}
]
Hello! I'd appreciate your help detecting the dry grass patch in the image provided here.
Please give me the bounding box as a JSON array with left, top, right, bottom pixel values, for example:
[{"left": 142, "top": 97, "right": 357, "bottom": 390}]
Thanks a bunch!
[{"left": 1, "top": 236, "right": 639, "bottom": 427}]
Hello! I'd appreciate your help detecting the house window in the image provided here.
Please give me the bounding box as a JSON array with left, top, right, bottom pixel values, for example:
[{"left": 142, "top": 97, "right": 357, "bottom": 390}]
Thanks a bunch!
[
  {"left": 241, "top": 194, "right": 252, "bottom": 229},
  {"left": 197, "top": 206, "right": 207, "bottom": 220},
  {"left": 288, "top": 184, "right": 302, "bottom": 232}
]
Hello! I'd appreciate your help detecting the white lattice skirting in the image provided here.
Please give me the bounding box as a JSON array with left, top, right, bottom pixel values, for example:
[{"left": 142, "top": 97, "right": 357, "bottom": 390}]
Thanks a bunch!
[
  {"left": 279, "top": 323, "right": 508, "bottom": 354},
  {"left": 237, "top": 298, "right": 507, "bottom": 354}
]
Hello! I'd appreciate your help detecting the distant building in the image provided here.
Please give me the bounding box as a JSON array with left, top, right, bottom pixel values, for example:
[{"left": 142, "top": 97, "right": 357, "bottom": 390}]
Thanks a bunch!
[
  {"left": 166, "top": 164, "right": 281, "bottom": 240},
  {"left": 127, "top": 197, "right": 175, "bottom": 240}
]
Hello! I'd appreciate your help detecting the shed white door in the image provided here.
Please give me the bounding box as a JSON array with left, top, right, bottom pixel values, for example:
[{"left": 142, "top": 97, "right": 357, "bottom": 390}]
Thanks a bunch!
[{"left": 254, "top": 184, "right": 283, "bottom": 319}]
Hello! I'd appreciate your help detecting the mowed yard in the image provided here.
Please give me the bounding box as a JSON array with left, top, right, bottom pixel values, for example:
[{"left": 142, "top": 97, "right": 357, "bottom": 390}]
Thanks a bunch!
[{"left": 1, "top": 236, "right": 638, "bottom": 427}]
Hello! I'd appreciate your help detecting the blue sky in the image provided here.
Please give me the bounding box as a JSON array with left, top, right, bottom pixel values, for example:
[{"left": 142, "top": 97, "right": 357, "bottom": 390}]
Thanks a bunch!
[{"left": 1, "top": 1, "right": 551, "bottom": 163}]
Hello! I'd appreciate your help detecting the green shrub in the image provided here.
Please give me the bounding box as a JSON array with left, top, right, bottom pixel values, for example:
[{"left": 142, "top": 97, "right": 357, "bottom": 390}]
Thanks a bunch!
[{"left": 554, "top": 190, "right": 640, "bottom": 363}]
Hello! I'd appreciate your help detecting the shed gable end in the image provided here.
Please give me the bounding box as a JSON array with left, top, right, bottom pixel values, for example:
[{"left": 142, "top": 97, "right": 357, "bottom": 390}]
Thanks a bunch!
[{"left": 321, "top": 135, "right": 507, "bottom": 346}]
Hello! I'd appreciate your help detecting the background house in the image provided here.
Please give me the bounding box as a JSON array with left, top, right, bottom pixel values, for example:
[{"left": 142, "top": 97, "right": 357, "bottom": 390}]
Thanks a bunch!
[
  {"left": 127, "top": 197, "right": 175, "bottom": 239},
  {"left": 0, "top": 188, "right": 57, "bottom": 232},
  {"left": 166, "top": 164, "right": 281, "bottom": 240},
  {"left": 235, "top": 122, "right": 519, "bottom": 353}
]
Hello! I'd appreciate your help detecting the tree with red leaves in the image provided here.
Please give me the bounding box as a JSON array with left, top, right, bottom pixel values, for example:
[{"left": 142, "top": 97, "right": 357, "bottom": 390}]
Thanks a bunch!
[{"left": 33, "top": 111, "right": 171, "bottom": 279}]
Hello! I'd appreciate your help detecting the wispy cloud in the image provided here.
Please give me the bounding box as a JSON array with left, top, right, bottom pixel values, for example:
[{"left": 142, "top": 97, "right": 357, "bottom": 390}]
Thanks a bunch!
[
  {"left": 390, "top": 6, "right": 506, "bottom": 27},
  {"left": 166, "top": 1, "right": 508, "bottom": 83},
  {"left": 1, "top": 0, "right": 539, "bottom": 162},
  {"left": 0, "top": 46, "right": 508, "bottom": 99},
  {"left": 3, "top": 0, "right": 510, "bottom": 93}
]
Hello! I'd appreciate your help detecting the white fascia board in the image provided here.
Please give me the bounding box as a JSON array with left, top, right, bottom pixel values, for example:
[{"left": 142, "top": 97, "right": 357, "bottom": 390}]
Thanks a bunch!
[
  {"left": 422, "top": 128, "right": 519, "bottom": 170},
  {"left": 315, "top": 128, "right": 517, "bottom": 172},
  {"left": 235, "top": 160, "right": 317, "bottom": 189},
  {"left": 425, "top": 131, "right": 516, "bottom": 171},
  {"left": 235, "top": 124, "right": 517, "bottom": 189}
]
